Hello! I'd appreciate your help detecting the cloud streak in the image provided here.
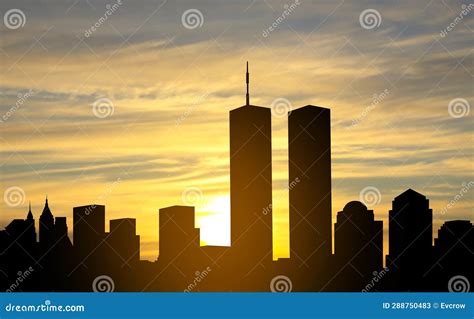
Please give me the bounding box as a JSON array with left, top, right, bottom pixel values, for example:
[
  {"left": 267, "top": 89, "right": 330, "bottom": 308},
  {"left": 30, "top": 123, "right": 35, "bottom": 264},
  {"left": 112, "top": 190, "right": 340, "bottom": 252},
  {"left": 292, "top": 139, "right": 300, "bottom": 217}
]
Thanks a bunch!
[{"left": 0, "top": 0, "right": 472, "bottom": 260}]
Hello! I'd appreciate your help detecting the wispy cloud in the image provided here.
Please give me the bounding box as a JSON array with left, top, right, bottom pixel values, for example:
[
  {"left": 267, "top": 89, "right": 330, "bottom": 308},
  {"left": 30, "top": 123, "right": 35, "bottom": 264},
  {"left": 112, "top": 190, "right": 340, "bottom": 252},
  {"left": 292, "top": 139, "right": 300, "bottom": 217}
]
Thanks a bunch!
[{"left": 1, "top": 0, "right": 472, "bottom": 260}]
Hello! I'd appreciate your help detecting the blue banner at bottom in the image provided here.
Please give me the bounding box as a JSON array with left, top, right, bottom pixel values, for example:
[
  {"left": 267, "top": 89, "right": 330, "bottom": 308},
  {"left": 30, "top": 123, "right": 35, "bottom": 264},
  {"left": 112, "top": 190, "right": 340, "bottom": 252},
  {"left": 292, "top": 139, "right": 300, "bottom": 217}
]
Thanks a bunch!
[{"left": 0, "top": 293, "right": 472, "bottom": 319}]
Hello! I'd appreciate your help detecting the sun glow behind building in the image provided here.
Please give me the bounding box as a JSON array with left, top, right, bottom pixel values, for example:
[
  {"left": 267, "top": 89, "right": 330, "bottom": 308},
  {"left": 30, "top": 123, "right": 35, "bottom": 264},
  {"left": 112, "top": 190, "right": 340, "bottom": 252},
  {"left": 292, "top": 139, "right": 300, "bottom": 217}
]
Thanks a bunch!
[{"left": 0, "top": 0, "right": 472, "bottom": 262}]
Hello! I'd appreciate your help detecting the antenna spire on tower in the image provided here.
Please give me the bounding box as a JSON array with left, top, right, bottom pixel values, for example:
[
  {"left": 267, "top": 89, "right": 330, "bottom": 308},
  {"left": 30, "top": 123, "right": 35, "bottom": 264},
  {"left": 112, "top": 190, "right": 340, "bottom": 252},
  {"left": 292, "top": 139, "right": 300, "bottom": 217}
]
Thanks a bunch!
[
  {"left": 246, "top": 61, "right": 250, "bottom": 105},
  {"left": 27, "top": 200, "right": 33, "bottom": 220}
]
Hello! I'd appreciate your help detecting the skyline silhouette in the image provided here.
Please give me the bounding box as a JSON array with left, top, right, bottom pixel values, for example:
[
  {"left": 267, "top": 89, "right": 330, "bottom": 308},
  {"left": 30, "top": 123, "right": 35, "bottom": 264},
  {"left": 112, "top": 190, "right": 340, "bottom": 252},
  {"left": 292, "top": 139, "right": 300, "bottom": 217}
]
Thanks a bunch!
[
  {"left": 0, "top": 64, "right": 472, "bottom": 292},
  {"left": 1, "top": 0, "right": 472, "bottom": 266},
  {"left": 1, "top": 169, "right": 472, "bottom": 292}
]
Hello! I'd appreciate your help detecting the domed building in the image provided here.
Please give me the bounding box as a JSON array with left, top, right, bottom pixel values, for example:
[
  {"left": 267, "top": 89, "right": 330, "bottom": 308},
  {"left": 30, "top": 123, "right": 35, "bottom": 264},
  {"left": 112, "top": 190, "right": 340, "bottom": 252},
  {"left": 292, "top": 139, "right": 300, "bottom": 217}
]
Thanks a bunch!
[
  {"left": 386, "top": 189, "right": 433, "bottom": 291},
  {"left": 333, "top": 201, "right": 383, "bottom": 291}
]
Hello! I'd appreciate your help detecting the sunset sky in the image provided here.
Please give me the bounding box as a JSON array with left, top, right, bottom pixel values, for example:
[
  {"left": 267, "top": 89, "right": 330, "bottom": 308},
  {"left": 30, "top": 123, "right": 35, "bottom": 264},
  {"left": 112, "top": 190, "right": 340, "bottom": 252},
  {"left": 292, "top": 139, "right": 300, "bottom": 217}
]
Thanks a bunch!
[{"left": 1, "top": 0, "right": 472, "bottom": 261}]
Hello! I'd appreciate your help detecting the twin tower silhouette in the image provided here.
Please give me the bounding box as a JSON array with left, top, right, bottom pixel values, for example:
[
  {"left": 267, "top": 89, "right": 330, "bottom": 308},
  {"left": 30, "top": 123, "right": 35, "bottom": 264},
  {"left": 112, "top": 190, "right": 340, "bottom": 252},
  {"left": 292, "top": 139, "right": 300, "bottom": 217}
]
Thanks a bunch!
[{"left": 1, "top": 64, "right": 472, "bottom": 292}]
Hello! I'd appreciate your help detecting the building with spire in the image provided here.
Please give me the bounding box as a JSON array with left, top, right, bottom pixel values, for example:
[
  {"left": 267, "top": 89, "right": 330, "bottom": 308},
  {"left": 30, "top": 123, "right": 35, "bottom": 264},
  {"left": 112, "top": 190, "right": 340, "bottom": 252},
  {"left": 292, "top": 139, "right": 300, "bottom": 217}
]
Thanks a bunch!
[
  {"left": 25, "top": 202, "right": 37, "bottom": 246},
  {"left": 1, "top": 203, "right": 37, "bottom": 253},
  {"left": 228, "top": 63, "right": 273, "bottom": 289},
  {"left": 39, "top": 196, "right": 55, "bottom": 247}
]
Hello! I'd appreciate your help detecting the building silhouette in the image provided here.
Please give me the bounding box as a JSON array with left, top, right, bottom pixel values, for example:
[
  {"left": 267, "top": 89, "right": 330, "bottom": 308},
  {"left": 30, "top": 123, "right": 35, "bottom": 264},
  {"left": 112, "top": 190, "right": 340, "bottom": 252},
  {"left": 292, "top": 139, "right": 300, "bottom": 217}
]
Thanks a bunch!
[
  {"left": 0, "top": 65, "right": 472, "bottom": 293},
  {"left": 434, "top": 220, "right": 473, "bottom": 267},
  {"left": 158, "top": 206, "right": 199, "bottom": 261},
  {"left": 25, "top": 202, "right": 37, "bottom": 246},
  {"left": 154, "top": 206, "right": 203, "bottom": 291},
  {"left": 1, "top": 206, "right": 37, "bottom": 257},
  {"left": 386, "top": 189, "right": 433, "bottom": 291},
  {"left": 107, "top": 218, "right": 140, "bottom": 267},
  {"left": 332, "top": 201, "right": 383, "bottom": 291},
  {"left": 0, "top": 206, "right": 38, "bottom": 292},
  {"left": 54, "top": 217, "right": 72, "bottom": 251},
  {"left": 289, "top": 105, "right": 332, "bottom": 262},
  {"left": 429, "top": 220, "right": 473, "bottom": 291},
  {"left": 73, "top": 204, "right": 105, "bottom": 261},
  {"left": 283, "top": 105, "right": 332, "bottom": 290},
  {"left": 39, "top": 197, "right": 55, "bottom": 248},
  {"left": 229, "top": 63, "right": 273, "bottom": 286}
]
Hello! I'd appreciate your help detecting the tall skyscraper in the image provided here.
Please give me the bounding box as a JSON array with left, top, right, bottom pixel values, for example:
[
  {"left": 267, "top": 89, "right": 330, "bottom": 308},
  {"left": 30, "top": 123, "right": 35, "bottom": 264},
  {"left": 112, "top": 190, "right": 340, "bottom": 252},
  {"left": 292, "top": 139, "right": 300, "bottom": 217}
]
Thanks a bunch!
[
  {"left": 288, "top": 105, "right": 332, "bottom": 266},
  {"left": 334, "top": 201, "right": 383, "bottom": 290},
  {"left": 39, "top": 197, "right": 55, "bottom": 247},
  {"left": 73, "top": 204, "right": 105, "bottom": 260},
  {"left": 229, "top": 63, "right": 272, "bottom": 265},
  {"left": 387, "top": 189, "right": 432, "bottom": 290}
]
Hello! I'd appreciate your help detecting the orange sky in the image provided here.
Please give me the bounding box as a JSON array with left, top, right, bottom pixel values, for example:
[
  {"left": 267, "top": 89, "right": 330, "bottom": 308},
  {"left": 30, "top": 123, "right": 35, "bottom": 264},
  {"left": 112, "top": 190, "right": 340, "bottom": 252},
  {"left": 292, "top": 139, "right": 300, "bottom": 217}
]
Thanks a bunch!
[{"left": 1, "top": 0, "right": 472, "bottom": 261}]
